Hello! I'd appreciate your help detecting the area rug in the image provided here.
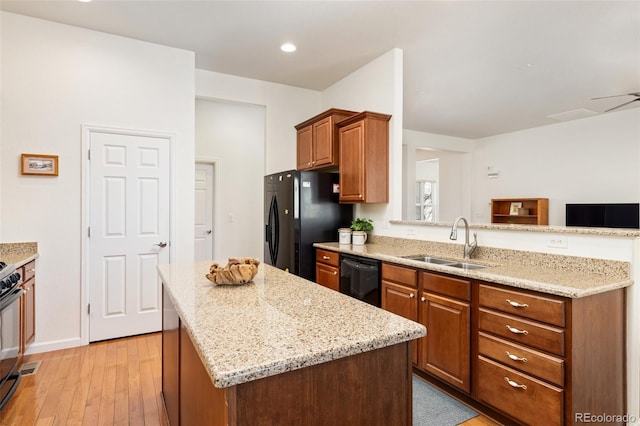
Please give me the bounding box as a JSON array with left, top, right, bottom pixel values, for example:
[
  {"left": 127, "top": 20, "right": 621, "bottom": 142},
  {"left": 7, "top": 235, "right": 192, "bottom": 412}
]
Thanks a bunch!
[{"left": 413, "top": 376, "right": 478, "bottom": 425}]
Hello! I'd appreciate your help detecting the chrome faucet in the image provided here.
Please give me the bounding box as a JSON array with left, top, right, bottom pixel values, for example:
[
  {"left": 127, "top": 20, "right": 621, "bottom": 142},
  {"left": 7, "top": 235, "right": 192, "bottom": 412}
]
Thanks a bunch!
[{"left": 450, "top": 217, "right": 477, "bottom": 259}]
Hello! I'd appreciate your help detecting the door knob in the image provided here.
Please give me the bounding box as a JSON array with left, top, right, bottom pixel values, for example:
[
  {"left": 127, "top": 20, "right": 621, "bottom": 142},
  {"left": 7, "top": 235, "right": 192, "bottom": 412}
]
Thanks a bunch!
[
  {"left": 206, "top": 229, "right": 212, "bottom": 235},
  {"left": 154, "top": 242, "right": 168, "bottom": 248}
]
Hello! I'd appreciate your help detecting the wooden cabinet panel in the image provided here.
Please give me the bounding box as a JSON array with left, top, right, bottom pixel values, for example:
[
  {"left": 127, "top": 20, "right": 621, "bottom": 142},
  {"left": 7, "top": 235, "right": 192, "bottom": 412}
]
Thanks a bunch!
[
  {"left": 479, "top": 308, "right": 565, "bottom": 356},
  {"left": 315, "top": 249, "right": 340, "bottom": 291},
  {"left": 162, "top": 289, "right": 180, "bottom": 426},
  {"left": 421, "top": 271, "right": 470, "bottom": 301},
  {"left": 478, "top": 332, "right": 564, "bottom": 387},
  {"left": 315, "top": 249, "right": 339, "bottom": 267},
  {"left": 295, "top": 109, "right": 356, "bottom": 171},
  {"left": 316, "top": 263, "right": 339, "bottom": 291},
  {"left": 337, "top": 111, "right": 391, "bottom": 203},
  {"left": 479, "top": 284, "right": 565, "bottom": 327},
  {"left": 381, "top": 262, "right": 419, "bottom": 364},
  {"left": 20, "top": 260, "right": 36, "bottom": 353},
  {"left": 419, "top": 291, "right": 470, "bottom": 393},
  {"left": 477, "top": 355, "right": 563, "bottom": 426},
  {"left": 296, "top": 125, "right": 313, "bottom": 170},
  {"left": 382, "top": 263, "right": 417, "bottom": 288}
]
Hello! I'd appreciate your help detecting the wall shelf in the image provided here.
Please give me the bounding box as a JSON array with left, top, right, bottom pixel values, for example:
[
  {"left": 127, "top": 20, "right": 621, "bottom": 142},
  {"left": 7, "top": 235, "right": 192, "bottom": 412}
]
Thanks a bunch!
[{"left": 491, "top": 198, "right": 549, "bottom": 225}]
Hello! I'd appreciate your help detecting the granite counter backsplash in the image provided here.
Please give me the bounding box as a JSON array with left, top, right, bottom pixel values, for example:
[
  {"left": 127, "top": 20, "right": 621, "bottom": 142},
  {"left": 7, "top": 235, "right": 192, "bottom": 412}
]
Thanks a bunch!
[{"left": 314, "top": 235, "right": 631, "bottom": 298}]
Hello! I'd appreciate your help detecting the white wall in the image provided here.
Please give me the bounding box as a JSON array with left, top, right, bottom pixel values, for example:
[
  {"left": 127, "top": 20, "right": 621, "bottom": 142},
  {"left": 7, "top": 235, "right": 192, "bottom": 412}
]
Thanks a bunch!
[
  {"left": 0, "top": 12, "right": 195, "bottom": 352},
  {"left": 195, "top": 99, "right": 265, "bottom": 261},
  {"left": 322, "top": 48, "right": 404, "bottom": 226},
  {"left": 195, "top": 70, "right": 320, "bottom": 175},
  {"left": 471, "top": 108, "right": 640, "bottom": 225}
]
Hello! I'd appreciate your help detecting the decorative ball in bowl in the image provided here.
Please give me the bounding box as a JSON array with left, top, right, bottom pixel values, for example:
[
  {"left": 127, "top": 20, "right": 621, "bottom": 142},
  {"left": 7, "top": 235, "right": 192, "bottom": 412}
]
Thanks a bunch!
[{"left": 206, "top": 257, "right": 260, "bottom": 285}]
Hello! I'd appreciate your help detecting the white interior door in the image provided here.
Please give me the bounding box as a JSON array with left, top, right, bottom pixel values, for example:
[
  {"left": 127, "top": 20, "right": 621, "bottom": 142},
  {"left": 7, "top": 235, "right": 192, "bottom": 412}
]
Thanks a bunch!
[
  {"left": 88, "top": 131, "right": 170, "bottom": 342},
  {"left": 194, "top": 163, "right": 214, "bottom": 261}
]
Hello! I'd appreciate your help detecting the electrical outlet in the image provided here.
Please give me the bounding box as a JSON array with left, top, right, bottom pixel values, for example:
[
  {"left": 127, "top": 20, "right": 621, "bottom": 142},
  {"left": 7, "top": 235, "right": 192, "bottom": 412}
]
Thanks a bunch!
[
  {"left": 546, "top": 236, "right": 568, "bottom": 248},
  {"left": 406, "top": 228, "right": 415, "bottom": 236}
]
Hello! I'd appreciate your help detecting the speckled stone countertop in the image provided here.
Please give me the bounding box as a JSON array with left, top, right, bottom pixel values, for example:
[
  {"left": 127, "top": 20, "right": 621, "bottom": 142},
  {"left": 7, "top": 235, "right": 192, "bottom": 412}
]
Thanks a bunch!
[
  {"left": 315, "top": 236, "right": 632, "bottom": 298},
  {"left": 157, "top": 261, "right": 426, "bottom": 388},
  {"left": 0, "top": 242, "right": 39, "bottom": 267}
]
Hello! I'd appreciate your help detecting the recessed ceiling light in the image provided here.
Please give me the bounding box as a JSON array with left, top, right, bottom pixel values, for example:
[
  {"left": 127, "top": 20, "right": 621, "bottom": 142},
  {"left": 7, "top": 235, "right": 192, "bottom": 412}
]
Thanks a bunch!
[{"left": 280, "top": 43, "right": 296, "bottom": 53}]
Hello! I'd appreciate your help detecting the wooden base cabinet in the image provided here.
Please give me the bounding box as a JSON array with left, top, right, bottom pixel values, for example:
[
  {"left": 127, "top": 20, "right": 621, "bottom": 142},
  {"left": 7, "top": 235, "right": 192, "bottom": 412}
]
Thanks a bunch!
[
  {"left": 19, "top": 260, "right": 36, "bottom": 353},
  {"left": 381, "top": 263, "right": 419, "bottom": 364},
  {"left": 315, "top": 249, "right": 340, "bottom": 291},
  {"left": 474, "top": 283, "right": 625, "bottom": 426},
  {"left": 419, "top": 272, "right": 471, "bottom": 394}
]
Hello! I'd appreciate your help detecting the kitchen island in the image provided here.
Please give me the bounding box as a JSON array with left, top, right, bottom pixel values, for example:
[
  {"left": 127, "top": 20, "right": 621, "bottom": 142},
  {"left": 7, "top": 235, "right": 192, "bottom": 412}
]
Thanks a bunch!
[{"left": 158, "top": 261, "right": 425, "bottom": 426}]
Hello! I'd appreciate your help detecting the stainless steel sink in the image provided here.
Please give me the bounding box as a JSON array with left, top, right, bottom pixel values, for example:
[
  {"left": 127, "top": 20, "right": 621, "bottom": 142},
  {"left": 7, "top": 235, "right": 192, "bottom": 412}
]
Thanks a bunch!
[
  {"left": 402, "top": 255, "right": 488, "bottom": 270},
  {"left": 447, "top": 262, "right": 487, "bottom": 270},
  {"left": 402, "top": 255, "right": 456, "bottom": 265}
]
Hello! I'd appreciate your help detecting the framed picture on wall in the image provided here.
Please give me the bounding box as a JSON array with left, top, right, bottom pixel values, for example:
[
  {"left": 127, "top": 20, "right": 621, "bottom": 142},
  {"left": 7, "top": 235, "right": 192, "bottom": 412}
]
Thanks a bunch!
[
  {"left": 21, "top": 153, "right": 59, "bottom": 176},
  {"left": 509, "top": 201, "right": 523, "bottom": 215}
]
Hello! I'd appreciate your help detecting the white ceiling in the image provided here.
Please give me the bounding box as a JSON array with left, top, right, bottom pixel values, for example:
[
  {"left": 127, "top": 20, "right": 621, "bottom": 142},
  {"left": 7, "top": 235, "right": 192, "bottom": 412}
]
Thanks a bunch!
[{"left": 1, "top": 0, "right": 639, "bottom": 139}]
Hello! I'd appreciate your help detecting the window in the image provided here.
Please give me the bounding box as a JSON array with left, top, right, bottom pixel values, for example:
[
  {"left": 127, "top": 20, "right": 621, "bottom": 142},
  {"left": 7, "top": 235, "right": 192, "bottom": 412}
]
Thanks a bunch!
[{"left": 415, "top": 180, "right": 438, "bottom": 222}]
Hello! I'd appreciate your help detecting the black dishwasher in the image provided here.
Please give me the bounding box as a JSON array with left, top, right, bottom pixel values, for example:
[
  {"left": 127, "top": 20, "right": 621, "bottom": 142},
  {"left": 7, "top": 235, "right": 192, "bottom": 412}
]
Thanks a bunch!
[{"left": 339, "top": 254, "right": 381, "bottom": 307}]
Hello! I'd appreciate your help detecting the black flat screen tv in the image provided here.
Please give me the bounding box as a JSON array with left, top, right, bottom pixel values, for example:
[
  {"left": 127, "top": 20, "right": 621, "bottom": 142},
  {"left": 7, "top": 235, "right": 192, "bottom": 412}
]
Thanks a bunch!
[{"left": 566, "top": 203, "right": 640, "bottom": 229}]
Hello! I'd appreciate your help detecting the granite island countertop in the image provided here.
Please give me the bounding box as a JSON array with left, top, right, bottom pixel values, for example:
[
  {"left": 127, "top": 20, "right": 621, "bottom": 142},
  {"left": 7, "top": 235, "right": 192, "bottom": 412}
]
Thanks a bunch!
[
  {"left": 157, "top": 261, "right": 426, "bottom": 388},
  {"left": 314, "top": 240, "right": 632, "bottom": 298}
]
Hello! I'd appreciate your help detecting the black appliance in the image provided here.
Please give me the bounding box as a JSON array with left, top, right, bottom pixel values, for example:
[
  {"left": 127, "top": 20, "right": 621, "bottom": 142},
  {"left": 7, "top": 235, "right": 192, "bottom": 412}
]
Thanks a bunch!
[
  {"left": 0, "top": 261, "right": 22, "bottom": 412},
  {"left": 265, "top": 170, "right": 353, "bottom": 282},
  {"left": 566, "top": 203, "right": 640, "bottom": 229},
  {"left": 339, "top": 254, "right": 381, "bottom": 307}
]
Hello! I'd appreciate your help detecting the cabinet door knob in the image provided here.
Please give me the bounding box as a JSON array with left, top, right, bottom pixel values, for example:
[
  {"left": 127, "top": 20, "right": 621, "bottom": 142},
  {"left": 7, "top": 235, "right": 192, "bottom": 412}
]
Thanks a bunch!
[
  {"left": 409, "top": 293, "right": 415, "bottom": 298},
  {"left": 504, "top": 377, "right": 527, "bottom": 390},
  {"left": 505, "top": 325, "right": 528, "bottom": 335},
  {"left": 505, "top": 351, "right": 528, "bottom": 362},
  {"left": 420, "top": 296, "right": 426, "bottom": 302},
  {"left": 506, "top": 299, "right": 529, "bottom": 308},
  {"left": 358, "top": 194, "right": 363, "bottom": 198},
  {"left": 332, "top": 271, "right": 337, "bottom": 275}
]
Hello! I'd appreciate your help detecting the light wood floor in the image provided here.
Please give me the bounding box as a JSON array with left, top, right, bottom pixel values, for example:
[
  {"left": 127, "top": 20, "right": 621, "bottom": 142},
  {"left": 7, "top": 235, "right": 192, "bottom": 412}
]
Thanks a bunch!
[{"left": 0, "top": 333, "right": 499, "bottom": 425}]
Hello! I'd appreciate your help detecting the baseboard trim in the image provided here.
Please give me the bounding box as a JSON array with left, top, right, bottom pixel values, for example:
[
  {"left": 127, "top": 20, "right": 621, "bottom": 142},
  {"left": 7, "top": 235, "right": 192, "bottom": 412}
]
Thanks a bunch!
[{"left": 24, "top": 337, "right": 84, "bottom": 355}]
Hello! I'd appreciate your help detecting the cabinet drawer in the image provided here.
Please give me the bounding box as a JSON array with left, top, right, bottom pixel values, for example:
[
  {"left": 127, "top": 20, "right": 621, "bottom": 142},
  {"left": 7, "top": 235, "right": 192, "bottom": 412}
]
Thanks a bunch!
[
  {"left": 21, "top": 260, "right": 36, "bottom": 282},
  {"left": 478, "top": 332, "right": 564, "bottom": 387},
  {"left": 316, "top": 263, "right": 339, "bottom": 291},
  {"left": 381, "top": 263, "right": 417, "bottom": 288},
  {"left": 316, "top": 249, "right": 339, "bottom": 267},
  {"left": 477, "top": 355, "right": 563, "bottom": 426},
  {"left": 479, "top": 284, "right": 565, "bottom": 327},
  {"left": 479, "top": 308, "right": 565, "bottom": 356},
  {"left": 421, "top": 272, "right": 470, "bottom": 301}
]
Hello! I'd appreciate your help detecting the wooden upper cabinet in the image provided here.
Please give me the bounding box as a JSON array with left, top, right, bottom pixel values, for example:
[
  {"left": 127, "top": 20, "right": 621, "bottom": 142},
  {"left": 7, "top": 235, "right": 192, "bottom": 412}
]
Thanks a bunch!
[
  {"left": 295, "top": 108, "right": 357, "bottom": 171},
  {"left": 337, "top": 111, "right": 391, "bottom": 203}
]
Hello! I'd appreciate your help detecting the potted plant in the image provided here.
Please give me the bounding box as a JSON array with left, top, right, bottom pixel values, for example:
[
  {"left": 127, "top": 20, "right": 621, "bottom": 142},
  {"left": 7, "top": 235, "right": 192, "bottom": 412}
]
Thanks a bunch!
[{"left": 351, "top": 218, "right": 373, "bottom": 245}]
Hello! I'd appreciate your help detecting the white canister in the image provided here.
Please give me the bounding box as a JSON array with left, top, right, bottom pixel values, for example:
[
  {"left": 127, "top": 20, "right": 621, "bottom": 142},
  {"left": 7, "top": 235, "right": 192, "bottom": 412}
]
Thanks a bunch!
[
  {"left": 338, "top": 228, "right": 352, "bottom": 245},
  {"left": 352, "top": 231, "right": 368, "bottom": 245}
]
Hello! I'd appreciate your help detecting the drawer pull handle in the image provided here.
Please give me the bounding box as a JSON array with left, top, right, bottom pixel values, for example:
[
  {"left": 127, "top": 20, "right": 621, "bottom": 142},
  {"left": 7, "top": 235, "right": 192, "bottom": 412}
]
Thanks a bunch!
[
  {"left": 504, "top": 377, "right": 527, "bottom": 390},
  {"left": 506, "top": 299, "right": 528, "bottom": 308},
  {"left": 322, "top": 256, "right": 330, "bottom": 260},
  {"left": 27, "top": 269, "right": 36, "bottom": 273},
  {"left": 506, "top": 351, "right": 528, "bottom": 362},
  {"left": 506, "top": 325, "right": 528, "bottom": 335}
]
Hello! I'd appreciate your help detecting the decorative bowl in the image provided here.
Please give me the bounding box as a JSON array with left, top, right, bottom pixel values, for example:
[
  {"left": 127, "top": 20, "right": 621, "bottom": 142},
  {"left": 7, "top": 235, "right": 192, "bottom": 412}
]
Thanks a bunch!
[{"left": 206, "top": 257, "right": 260, "bottom": 285}]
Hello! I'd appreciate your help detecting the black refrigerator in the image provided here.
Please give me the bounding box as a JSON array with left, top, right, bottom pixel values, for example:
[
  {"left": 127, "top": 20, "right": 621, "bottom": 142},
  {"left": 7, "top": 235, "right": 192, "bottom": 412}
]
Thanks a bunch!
[{"left": 265, "top": 170, "right": 353, "bottom": 281}]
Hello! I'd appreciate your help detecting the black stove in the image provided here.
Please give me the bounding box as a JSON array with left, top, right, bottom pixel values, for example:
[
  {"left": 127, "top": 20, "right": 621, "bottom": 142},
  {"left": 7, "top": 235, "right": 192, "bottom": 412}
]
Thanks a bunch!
[{"left": 0, "top": 262, "right": 20, "bottom": 300}]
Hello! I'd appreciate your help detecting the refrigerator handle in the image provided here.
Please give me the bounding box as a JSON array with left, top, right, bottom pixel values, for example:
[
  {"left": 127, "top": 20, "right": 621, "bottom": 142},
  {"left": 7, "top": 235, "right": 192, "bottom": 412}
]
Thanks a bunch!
[{"left": 272, "top": 195, "right": 280, "bottom": 263}]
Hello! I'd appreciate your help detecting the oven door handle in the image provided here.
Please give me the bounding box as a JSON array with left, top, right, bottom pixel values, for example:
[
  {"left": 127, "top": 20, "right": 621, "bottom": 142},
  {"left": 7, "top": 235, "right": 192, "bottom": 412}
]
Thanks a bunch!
[{"left": 0, "top": 287, "right": 24, "bottom": 311}]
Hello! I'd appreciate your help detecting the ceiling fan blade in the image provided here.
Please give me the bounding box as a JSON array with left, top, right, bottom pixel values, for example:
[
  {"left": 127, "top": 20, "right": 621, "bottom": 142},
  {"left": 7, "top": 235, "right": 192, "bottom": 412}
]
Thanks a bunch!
[
  {"left": 605, "top": 98, "right": 640, "bottom": 112},
  {"left": 592, "top": 93, "right": 636, "bottom": 100}
]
